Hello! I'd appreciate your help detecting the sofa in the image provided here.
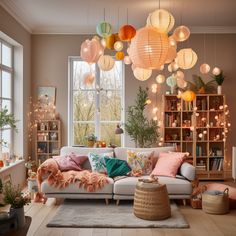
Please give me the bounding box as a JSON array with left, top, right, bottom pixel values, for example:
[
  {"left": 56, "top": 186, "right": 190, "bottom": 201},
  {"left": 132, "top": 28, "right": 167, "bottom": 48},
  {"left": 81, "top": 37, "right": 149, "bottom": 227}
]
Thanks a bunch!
[{"left": 41, "top": 146, "right": 196, "bottom": 203}]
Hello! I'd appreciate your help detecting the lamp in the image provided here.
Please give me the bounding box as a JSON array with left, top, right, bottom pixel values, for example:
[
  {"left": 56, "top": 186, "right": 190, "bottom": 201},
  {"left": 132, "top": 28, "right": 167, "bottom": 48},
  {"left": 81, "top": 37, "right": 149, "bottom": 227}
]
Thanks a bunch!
[
  {"left": 97, "top": 55, "right": 115, "bottom": 71},
  {"left": 115, "top": 124, "right": 124, "bottom": 134},
  {"left": 176, "top": 48, "right": 198, "bottom": 70}
]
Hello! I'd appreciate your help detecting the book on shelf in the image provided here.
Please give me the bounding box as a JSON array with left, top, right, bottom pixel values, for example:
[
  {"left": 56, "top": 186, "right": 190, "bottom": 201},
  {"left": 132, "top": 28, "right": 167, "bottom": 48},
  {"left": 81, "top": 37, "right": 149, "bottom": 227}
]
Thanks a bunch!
[{"left": 211, "top": 157, "right": 223, "bottom": 171}]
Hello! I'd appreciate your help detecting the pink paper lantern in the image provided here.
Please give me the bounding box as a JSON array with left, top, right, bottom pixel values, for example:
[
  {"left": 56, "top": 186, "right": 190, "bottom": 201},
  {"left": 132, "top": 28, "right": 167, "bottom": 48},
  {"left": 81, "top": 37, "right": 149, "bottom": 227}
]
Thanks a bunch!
[
  {"left": 80, "top": 38, "right": 104, "bottom": 64},
  {"left": 128, "top": 27, "right": 169, "bottom": 69}
]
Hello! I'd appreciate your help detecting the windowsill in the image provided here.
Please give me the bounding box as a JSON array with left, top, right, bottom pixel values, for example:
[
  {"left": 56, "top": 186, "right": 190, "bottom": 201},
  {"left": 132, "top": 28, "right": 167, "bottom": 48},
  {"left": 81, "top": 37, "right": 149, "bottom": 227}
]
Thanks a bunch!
[{"left": 0, "top": 159, "right": 24, "bottom": 173}]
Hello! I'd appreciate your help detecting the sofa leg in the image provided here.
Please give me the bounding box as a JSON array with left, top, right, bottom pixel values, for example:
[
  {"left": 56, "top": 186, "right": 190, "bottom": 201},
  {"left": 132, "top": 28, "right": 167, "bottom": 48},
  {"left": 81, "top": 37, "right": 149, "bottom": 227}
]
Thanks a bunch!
[
  {"left": 116, "top": 199, "right": 120, "bottom": 206},
  {"left": 105, "top": 199, "right": 109, "bottom": 205},
  {"left": 183, "top": 199, "right": 186, "bottom": 206}
]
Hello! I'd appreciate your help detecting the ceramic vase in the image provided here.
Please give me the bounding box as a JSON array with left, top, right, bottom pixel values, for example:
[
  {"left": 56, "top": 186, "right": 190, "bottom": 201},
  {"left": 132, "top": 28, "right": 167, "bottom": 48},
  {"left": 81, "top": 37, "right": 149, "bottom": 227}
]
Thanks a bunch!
[
  {"left": 217, "top": 85, "right": 222, "bottom": 95},
  {"left": 10, "top": 207, "right": 25, "bottom": 228}
]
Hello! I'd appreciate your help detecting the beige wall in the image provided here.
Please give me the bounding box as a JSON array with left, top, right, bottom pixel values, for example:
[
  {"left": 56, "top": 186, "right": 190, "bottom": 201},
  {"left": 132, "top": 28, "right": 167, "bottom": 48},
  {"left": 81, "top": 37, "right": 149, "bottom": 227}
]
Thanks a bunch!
[{"left": 0, "top": 6, "right": 31, "bottom": 158}]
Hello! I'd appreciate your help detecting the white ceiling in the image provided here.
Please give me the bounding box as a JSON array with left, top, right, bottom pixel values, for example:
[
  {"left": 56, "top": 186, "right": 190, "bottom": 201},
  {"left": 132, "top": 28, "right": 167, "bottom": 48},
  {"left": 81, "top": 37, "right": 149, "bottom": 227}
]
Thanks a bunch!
[{"left": 1, "top": 0, "right": 236, "bottom": 34}]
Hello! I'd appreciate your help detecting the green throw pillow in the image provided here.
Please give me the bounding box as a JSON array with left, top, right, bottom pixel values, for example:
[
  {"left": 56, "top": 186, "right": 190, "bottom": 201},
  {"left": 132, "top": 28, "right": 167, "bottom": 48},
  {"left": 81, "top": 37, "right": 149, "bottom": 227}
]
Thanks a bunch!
[{"left": 105, "top": 158, "right": 131, "bottom": 178}]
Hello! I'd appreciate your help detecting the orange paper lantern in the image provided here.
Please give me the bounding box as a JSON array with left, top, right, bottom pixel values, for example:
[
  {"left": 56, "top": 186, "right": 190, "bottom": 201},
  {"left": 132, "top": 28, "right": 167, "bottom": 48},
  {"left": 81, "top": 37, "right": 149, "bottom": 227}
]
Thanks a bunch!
[
  {"left": 116, "top": 51, "right": 125, "bottom": 60},
  {"left": 181, "top": 90, "right": 196, "bottom": 102},
  {"left": 128, "top": 27, "right": 169, "bottom": 69},
  {"left": 119, "top": 25, "right": 136, "bottom": 41},
  {"left": 106, "top": 34, "right": 116, "bottom": 49}
]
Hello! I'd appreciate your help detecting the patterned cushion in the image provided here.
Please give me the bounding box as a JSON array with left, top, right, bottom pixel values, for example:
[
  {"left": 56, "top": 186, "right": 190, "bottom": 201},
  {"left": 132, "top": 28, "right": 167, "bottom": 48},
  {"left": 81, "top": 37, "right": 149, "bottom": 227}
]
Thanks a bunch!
[{"left": 127, "top": 150, "right": 154, "bottom": 176}]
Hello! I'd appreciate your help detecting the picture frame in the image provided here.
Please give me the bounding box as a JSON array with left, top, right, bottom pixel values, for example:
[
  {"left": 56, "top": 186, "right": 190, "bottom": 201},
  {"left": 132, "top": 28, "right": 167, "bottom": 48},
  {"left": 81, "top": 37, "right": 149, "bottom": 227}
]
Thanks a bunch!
[{"left": 38, "top": 86, "right": 56, "bottom": 105}]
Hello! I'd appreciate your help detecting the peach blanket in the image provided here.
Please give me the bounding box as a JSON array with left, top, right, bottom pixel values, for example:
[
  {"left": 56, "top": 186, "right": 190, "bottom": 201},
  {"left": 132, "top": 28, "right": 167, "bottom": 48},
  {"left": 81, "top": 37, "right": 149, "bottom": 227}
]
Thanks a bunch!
[{"left": 37, "top": 158, "right": 109, "bottom": 193}]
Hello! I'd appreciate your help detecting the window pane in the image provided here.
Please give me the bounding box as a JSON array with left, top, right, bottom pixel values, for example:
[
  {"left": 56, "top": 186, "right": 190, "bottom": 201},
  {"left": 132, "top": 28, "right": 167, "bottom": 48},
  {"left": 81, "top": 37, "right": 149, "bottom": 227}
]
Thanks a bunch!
[
  {"left": 73, "top": 123, "right": 95, "bottom": 145},
  {"left": 100, "top": 61, "right": 123, "bottom": 90},
  {"left": 73, "top": 91, "right": 95, "bottom": 121},
  {"left": 100, "top": 123, "right": 121, "bottom": 146},
  {"left": 1, "top": 99, "right": 11, "bottom": 113},
  {"left": 100, "top": 90, "right": 121, "bottom": 121},
  {"left": 2, "top": 71, "right": 11, "bottom": 98},
  {"left": 1, "top": 129, "right": 11, "bottom": 153},
  {"left": 73, "top": 61, "right": 95, "bottom": 90},
  {"left": 2, "top": 44, "right": 12, "bottom": 67}
]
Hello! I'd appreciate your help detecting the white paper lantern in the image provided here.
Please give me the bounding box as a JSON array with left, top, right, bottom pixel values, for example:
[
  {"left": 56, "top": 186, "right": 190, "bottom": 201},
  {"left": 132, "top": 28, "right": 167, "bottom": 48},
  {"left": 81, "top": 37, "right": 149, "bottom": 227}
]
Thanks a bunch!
[
  {"left": 175, "top": 70, "right": 185, "bottom": 80},
  {"left": 124, "top": 56, "right": 132, "bottom": 65},
  {"left": 176, "top": 48, "right": 198, "bottom": 70},
  {"left": 156, "top": 74, "right": 165, "bottom": 84},
  {"left": 114, "top": 41, "right": 123, "bottom": 51},
  {"left": 97, "top": 55, "right": 115, "bottom": 71},
  {"left": 212, "top": 67, "right": 221, "bottom": 75},
  {"left": 133, "top": 67, "right": 152, "bottom": 81},
  {"left": 200, "top": 63, "right": 211, "bottom": 74}
]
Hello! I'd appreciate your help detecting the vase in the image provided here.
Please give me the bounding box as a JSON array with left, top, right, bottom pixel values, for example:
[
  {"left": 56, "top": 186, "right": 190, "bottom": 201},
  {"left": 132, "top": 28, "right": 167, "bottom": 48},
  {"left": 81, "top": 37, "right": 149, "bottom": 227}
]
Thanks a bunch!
[
  {"left": 217, "top": 85, "right": 222, "bottom": 95},
  {"left": 10, "top": 207, "right": 25, "bottom": 228},
  {"left": 87, "top": 140, "right": 95, "bottom": 148}
]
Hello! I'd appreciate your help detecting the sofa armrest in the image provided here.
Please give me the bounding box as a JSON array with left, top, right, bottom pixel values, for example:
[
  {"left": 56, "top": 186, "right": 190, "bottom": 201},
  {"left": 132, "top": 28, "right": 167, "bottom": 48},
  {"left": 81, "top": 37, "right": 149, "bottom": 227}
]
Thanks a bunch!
[{"left": 180, "top": 162, "right": 196, "bottom": 181}]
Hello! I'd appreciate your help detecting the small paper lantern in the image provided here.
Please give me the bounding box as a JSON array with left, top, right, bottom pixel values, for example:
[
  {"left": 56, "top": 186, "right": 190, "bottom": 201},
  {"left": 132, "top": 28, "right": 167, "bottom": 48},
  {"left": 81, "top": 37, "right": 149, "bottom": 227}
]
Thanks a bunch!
[
  {"left": 175, "top": 70, "right": 185, "bottom": 80},
  {"left": 97, "top": 55, "right": 115, "bottom": 71},
  {"left": 105, "top": 34, "right": 116, "bottom": 49},
  {"left": 212, "top": 67, "right": 221, "bottom": 75},
  {"left": 169, "top": 61, "right": 179, "bottom": 72},
  {"left": 176, "top": 76, "right": 187, "bottom": 89},
  {"left": 116, "top": 51, "right": 125, "bottom": 60},
  {"left": 146, "top": 9, "right": 175, "bottom": 33},
  {"left": 166, "top": 75, "right": 177, "bottom": 87},
  {"left": 177, "top": 48, "right": 198, "bottom": 70},
  {"left": 100, "top": 38, "right": 106, "bottom": 48},
  {"left": 96, "top": 21, "right": 112, "bottom": 38},
  {"left": 156, "top": 74, "right": 165, "bottom": 84},
  {"left": 200, "top": 63, "right": 211, "bottom": 74},
  {"left": 118, "top": 25, "right": 136, "bottom": 41},
  {"left": 124, "top": 56, "right": 132, "bottom": 65},
  {"left": 128, "top": 27, "right": 169, "bottom": 69},
  {"left": 114, "top": 41, "right": 123, "bottom": 51},
  {"left": 165, "top": 45, "right": 177, "bottom": 64},
  {"left": 173, "top": 26, "right": 190, "bottom": 42},
  {"left": 80, "top": 38, "right": 104, "bottom": 64},
  {"left": 169, "top": 36, "right": 177, "bottom": 47},
  {"left": 181, "top": 90, "right": 196, "bottom": 102},
  {"left": 133, "top": 67, "right": 152, "bottom": 81},
  {"left": 83, "top": 72, "right": 95, "bottom": 86}
]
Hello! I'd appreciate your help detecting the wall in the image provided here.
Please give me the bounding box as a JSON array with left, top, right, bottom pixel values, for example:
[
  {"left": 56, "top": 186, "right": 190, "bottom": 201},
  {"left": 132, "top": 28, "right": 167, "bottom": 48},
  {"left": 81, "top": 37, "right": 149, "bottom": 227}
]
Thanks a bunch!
[
  {"left": 32, "top": 34, "right": 236, "bottom": 173},
  {"left": 0, "top": 6, "right": 31, "bottom": 158}
]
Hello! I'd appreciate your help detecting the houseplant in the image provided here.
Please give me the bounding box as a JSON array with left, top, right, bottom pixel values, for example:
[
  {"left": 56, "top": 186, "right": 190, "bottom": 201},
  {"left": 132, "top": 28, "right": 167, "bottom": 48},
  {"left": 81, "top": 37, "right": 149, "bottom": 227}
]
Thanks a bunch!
[
  {"left": 3, "top": 182, "right": 30, "bottom": 228},
  {"left": 125, "top": 87, "right": 159, "bottom": 148},
  {"left": 213, "top": 71, "right": 225, "bottom": 94},
  {"left": 85, "top": 134, "right": 97, "bottom": 147}
]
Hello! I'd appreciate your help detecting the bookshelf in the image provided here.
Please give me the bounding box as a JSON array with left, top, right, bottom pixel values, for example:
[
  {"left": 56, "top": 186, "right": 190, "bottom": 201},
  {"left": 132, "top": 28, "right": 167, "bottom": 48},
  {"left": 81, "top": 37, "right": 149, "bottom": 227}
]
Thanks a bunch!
[
  {"left": 163, "top": 94, "right": 226, "bottom": 180},
  {"left": 35, "top": 120, "right": 61, "bottom": 166}
]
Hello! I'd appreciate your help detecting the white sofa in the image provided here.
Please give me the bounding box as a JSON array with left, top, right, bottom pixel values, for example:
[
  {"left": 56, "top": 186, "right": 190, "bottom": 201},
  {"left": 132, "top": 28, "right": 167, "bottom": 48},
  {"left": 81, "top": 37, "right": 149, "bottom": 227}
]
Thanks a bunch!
[{"left": 41, "top": 146, "right": 196, "bottom": 203}]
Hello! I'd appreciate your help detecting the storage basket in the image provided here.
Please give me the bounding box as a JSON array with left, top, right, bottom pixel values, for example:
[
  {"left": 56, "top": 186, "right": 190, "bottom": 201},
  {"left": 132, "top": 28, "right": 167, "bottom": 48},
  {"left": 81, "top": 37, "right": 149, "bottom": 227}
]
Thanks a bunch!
[
  {"left": 202, "top": 188, "right": 229, "bottom": 214},
  {"left": 133, "top": 177, "right": 171, "bottom": 220}
]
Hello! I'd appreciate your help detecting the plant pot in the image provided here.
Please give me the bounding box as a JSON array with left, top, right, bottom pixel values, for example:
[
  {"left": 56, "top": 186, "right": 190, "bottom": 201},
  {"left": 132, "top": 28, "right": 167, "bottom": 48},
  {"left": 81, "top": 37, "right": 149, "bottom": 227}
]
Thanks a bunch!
[
  {"left": 217, "top": 85, "right": 222, "bottom": 95},
  {"left": 87, "top": 140, "right": 95, "bottom": 148},
  {"left": 10, "top": 207, "right": 25, "bottom": 228}
]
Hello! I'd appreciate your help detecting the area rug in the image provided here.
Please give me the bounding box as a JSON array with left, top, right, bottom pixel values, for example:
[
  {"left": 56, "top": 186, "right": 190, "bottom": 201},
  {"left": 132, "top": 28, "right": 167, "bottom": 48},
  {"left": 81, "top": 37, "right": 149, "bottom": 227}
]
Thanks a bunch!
[{"left": 47, "top": 199, "right": 189, "bottom": 228}]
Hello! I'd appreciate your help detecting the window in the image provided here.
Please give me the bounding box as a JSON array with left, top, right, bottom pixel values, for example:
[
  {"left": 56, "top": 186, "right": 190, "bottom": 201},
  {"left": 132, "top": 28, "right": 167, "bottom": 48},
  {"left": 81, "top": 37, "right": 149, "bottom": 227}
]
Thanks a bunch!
[
  {"left": 69, "top": 57, "right": 124, "bottom": 146},
  {"left": 0, "top": 39, "right": 13, "bottom": 153}
]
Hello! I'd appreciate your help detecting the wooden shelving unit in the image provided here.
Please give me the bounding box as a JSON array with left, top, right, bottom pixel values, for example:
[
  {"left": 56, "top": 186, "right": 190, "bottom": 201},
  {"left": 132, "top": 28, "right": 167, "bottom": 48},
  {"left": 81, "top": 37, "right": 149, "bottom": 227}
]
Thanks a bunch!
[
  {"left": 35, "top": 120, "right": 61, "bottom": 165},
  {"left": 163, "top": 94, "right": 226, "bottom": 180}
]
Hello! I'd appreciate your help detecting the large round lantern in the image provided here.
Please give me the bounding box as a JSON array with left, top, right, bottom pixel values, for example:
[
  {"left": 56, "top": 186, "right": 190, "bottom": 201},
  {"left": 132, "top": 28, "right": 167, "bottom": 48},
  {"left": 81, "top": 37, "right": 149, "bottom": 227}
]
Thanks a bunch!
[
  {"left": 116, "top": 51, "right": 125, "bottom": 60},
  {"left": 96, "top": 22, "right": 112, "bottom": 38},
  {"left": 173, "top": 26, "right": 190, "bottom": 42},
  {"left": 165, "top": 45, "right": 177, "bottom": 64},
  {"left": 80, "top": 38, "right": 104, "bottom": 64},
  {"left": 119, "top": 25, "right": 136, "bottom": 41},
  {"left": 176, "top": 48, "right": 198, "bottom": 70},
  {"left": 181, "top": 90, "right": 196, "bottom": 102},
  {"left": 97, "top": 55, "right": 115, "bottom": 71},
  {"left": 133, "top": 67, "right": 152, "bottom": 81},
  {"left": 128, "top": 27, "right": 169, "bottom": 69},
  {"left": 200, "top": 63, "right": 211, "bottom": 74},
  {"left": 146, "top": 9, "right": 175, "bottom": 33}
]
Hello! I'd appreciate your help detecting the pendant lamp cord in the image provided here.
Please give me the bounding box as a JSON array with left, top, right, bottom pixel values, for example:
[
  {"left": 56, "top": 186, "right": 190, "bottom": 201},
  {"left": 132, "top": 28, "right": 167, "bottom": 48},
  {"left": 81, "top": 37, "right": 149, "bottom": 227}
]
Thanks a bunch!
[
  {"left": 103, "top": 8, "right": 105, "bottom": 21},
  {"left": 204, "top": 34, "right": 206, "bottom": 62},
  {"left": 117, "top": 7, "right": 120, "bottom": 31},
  {"left": 126, "top": 8, "right": 128, "bottom": 25}
]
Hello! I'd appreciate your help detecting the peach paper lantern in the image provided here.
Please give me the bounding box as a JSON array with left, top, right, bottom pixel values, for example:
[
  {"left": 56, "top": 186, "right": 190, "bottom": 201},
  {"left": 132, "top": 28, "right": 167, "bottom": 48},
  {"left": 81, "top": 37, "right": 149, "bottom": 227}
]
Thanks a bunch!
[
  {"left": 175, "top": 70, "right": 185, "bottom": 80},
  {"left": 97, "top": 55, "right": 115, "bottom": 71},
  {"left": 212, "top": 67, "right": 221, "bottom": 75},
  {"left": 118, "top": 25, "right": 136, "bottom": 41},
  {"left": 116, "top": 51, "right": 125, "bottom": 60},
  {"left": 165, "top": 45, "right": 177, "bottom": 64},
  {"left": 176, "top": 76, "right": 187, "bottom": 89},
  {"left": 80, "top": 38, "right": 104, "bottom": 64},
  {"left": 177, "top": 48, "right": 198, "bottom": 70},
  {"left": 200, "top": 63, "right": 211, "bottom": 74},
  {"left": 128, "top": 27, "right": 169, "bottom": 70},
  {"left": 173, "top": 26, "right": 190, "bottom": 42},
  {"left": 83, "top": 72, "right": 95, "bottom": 86},
  {"left": 133, "top": 67, "right": 152, "bottom": 81},
  {"left": 146, "top": 9, "right": 175, "bottom": 33}
]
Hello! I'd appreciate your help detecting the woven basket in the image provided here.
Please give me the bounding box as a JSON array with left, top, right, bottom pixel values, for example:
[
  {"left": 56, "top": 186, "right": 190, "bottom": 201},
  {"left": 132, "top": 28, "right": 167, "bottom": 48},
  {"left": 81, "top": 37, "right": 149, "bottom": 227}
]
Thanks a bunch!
[
  {"left": 202, "top": 188, "right": 229, "bottom": 214},
  {"left": 133, "top": 177, "right": 171, "bottom": 220}
]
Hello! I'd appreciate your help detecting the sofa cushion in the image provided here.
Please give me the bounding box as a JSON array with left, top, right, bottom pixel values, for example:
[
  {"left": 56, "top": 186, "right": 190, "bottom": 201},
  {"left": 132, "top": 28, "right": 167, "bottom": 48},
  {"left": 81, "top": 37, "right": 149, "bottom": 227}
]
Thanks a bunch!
[
  {"left": 180, "top": 162, "right": 196, "bottom": 181},
  {"left": 113, "top": 176, "right": 192, "bottom": 195},
  {"left": 41, "top": 177, "right": 114, "bottom": 194}
]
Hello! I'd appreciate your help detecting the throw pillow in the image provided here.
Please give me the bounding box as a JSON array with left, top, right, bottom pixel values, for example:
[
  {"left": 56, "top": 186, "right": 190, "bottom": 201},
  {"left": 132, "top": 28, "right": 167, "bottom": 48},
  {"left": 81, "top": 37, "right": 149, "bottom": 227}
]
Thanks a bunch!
[
  {"left": 151, "top": 152, "right": 187, "bottom": 177},
  {"left": 53, "top": 153, "right": 88, "bottom": 171},
  {"left": 127, "top": 150, "right": 154, "bottom": 176},
  {"left": 88, "top": 152, "right": 113, "bottom": 173},
  {"left": 105, "top": 158, "right": 131, "bottom": 178}
]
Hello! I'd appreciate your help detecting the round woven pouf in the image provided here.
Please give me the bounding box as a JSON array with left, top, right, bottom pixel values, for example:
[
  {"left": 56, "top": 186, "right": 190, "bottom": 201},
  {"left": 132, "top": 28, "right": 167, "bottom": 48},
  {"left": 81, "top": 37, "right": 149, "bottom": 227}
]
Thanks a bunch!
[{"left": 133, "top": 178, "right": 171, "bottom": 220}]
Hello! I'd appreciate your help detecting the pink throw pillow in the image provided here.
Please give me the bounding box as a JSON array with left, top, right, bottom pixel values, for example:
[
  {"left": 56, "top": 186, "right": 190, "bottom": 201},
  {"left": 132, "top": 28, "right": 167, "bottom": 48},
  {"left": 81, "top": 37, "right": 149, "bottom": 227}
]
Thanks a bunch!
[{"left": 151, "top": 152, "right": 186, "bottom": 177}]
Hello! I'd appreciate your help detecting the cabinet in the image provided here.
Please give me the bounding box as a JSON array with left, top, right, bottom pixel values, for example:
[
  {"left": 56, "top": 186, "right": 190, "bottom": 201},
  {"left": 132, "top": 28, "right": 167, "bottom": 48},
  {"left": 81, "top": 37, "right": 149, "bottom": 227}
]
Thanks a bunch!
[
  {"left": 163, "top": 94, "right": 227, "bottom": 180},
  {"left": 35, "top": 120, "right": 61, "bottom": 165}
]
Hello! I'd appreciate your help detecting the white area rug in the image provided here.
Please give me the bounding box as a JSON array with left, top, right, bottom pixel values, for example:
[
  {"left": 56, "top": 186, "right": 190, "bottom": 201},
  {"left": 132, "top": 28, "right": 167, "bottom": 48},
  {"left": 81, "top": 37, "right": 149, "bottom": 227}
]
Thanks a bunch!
[{"left": 47, "top": 199, "right": 189, "bottom": 228}]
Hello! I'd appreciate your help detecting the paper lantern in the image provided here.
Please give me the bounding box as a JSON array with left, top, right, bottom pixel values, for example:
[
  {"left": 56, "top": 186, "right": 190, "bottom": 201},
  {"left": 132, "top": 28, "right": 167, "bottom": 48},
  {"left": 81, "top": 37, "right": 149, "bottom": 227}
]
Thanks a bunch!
[
  {"left": 177, "top": 48, "right": 198, "bottom": 70},
  {"left": 165, "top": 45, "right": 177, "bottom": 64},
  {"left": 173, "top": 26, "right": 190, "bottom": 42},
  {"left": 156, "top": 74, "right": 165, "bottom": 84},
  {"left": 181, "top": 90, "right": 196, "bottom": 102},
  {"left": 166, "top": 75, "right": 177, "bottom": 87},
  {"left": 118, "top": 25, "right": 136, "bottom": 41},
  {"left": 124, "top": 56, "right": 132, "bottom": 65},
  {"left": 97, "top": 55, "right": 115, "bottom": 71},
  {"left": 80, "top": 38, "right": 104, "bottom": 64},
  {"left": 176, "top": 76, "right": 187, "bottom": 89},
  {"left": 96, "top": 21, "right": 112, "bottom": 38},
  {"left": 212, "top": 67, "right": 221, "bottom": 75},
  {"left": 100, "top": 38, "right": 106, "bottom": 48},
  {"left": 146, "top": 9, "right": 175, "bottom": 33},
  {"left": 159, "top": 64, "right": 165, "bottom": 71},
  {"left": 116, "top": 51, "right": 125, "bottom": 60},
  {"left": 83, "top": 72, "right": 95, "bottom": 86},
  {"left": 105, "top": 34, "right": 115, "bottom": 49},
  {"left": 200, "top": 63, "right": 211, "bottom": 74},
  {"left": 175, "top": 70, "right": 185, "bottom": 80},
  {"left": 114, "top": 41, "right": 123, "bottom": 51},
  {"left": 168, "top": 61, "right": 179, "bottom": 72},
  {"left": 128, "top": 27, "right": 169, "bottom": 69},
  {"left": 169, "top": 36, "right": 177, "bottom": 47},
  {"left": 133, "top": 67, "right": 152, "bottom": 81}
]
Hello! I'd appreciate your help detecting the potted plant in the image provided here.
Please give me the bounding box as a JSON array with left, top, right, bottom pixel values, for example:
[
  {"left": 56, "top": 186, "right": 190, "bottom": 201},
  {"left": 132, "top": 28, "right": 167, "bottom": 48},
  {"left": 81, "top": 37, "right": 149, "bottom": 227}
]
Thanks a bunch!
[
  {"left": 213, "top": 71, "right": 225, "bottom": 94},
  {"left": 3, "top": 182, "right": 31, "bottom": 228},
  {"left": 85, "top": 134, "right": 97, "bottom": 147}
]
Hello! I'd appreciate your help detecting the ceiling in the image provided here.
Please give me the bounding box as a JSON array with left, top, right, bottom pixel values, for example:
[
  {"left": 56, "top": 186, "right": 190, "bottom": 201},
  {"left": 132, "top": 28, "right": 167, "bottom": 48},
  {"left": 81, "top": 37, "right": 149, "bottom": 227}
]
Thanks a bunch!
[{"left": 1, "top": 0, "right": 236, "bottom": 34}]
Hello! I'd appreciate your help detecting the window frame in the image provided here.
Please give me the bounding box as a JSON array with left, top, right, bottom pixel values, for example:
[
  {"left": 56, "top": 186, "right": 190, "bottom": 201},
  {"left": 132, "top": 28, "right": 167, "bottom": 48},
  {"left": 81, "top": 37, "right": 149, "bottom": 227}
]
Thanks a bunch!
[{"left": 68, "top": 56, "right": 125, "bottom": 146}]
